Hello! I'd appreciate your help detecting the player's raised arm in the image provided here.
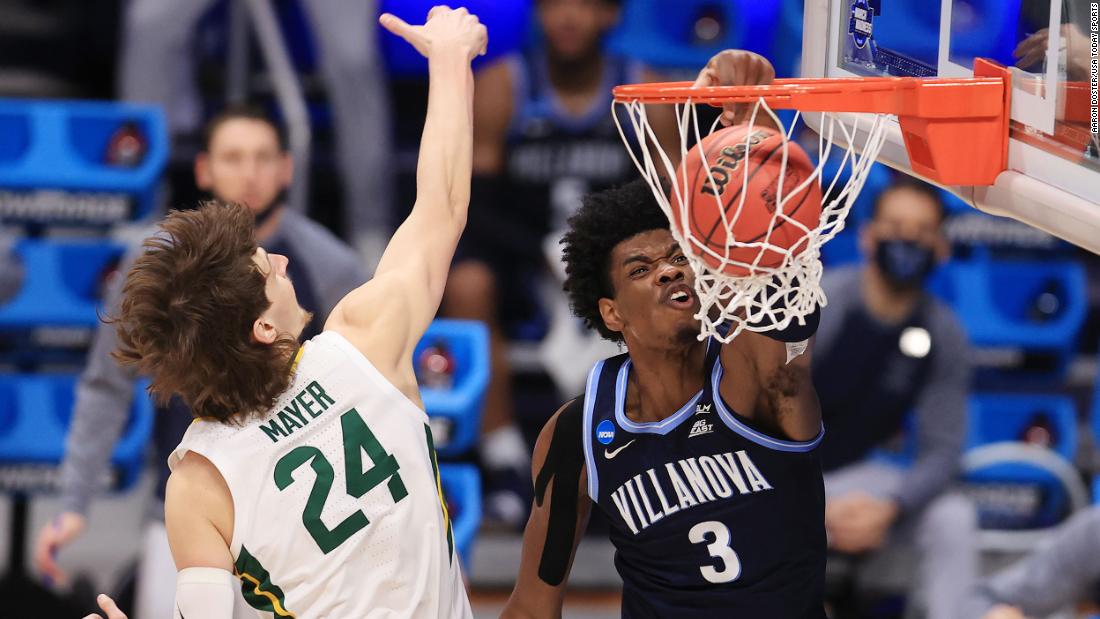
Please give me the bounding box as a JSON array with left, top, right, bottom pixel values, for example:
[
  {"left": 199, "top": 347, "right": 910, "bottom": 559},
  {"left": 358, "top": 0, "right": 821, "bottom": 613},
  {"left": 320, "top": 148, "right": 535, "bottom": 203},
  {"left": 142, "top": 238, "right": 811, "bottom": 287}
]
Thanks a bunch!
[
  {"left": 680, "top": 49, "right": 821, "bottom": 443},
  {"left": 326, "top": 7, "right": 487, "bottom": 375},
  {"left": 503, "top": 400, "right": 591, "bottom": 619}
]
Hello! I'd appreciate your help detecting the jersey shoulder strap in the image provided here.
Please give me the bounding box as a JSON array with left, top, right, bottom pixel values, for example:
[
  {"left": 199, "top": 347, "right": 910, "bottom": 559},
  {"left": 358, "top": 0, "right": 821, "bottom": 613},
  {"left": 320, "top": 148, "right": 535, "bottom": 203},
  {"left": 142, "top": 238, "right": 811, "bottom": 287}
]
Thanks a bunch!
[
  {"left": 167, "top": 418, "right": 227, "bottom": 473},
  {"left": 580, "top": 352, "right": 628, "bottom": 500}
]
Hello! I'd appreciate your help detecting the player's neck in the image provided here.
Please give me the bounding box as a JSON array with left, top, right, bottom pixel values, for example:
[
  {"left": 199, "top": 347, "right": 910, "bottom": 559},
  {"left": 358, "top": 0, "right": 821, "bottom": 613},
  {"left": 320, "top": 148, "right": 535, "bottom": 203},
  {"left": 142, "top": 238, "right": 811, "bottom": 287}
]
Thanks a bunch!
[
  {"left": 623, "top": 339, "right": 707, "bottom": 424},
  {"left": 861, "top": 265, "right": 922, "bottom": 324}
]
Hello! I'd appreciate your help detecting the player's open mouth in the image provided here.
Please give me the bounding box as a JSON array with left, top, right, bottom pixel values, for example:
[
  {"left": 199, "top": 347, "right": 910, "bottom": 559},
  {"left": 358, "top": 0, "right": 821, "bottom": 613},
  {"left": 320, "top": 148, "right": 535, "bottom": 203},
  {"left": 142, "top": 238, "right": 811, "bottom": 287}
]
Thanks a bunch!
[{"left": 662, "top": 285, "right": 696, "bottom": 310}]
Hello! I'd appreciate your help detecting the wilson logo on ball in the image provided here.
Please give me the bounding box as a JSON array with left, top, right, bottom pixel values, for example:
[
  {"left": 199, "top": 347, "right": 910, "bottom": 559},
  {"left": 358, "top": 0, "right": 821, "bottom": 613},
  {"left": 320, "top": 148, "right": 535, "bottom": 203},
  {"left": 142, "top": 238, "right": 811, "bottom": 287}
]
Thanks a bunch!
[
  {"left": 675, "top": 124, "right": 822, "bottom": 276},
  {"left": 700, "top": 132, "right": 768, "bottom": 198}
]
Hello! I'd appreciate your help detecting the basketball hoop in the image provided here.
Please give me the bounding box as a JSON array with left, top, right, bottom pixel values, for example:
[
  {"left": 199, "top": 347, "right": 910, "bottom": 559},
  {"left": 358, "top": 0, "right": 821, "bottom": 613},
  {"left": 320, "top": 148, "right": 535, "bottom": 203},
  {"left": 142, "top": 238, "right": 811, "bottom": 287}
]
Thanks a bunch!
[{"left": 612, "top": 59, "right": 1010, "bottom": 343}]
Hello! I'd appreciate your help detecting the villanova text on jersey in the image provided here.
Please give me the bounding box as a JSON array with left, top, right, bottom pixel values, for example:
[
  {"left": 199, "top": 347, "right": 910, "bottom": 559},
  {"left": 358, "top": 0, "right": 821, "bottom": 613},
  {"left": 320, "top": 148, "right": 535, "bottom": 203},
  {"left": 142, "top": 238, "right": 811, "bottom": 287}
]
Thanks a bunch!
[
  {"left": 580, "top": 341, "right": 828, "bottom": 618},
  {"left": 608, "top": 445, "right": 774, "bottom": 536}
]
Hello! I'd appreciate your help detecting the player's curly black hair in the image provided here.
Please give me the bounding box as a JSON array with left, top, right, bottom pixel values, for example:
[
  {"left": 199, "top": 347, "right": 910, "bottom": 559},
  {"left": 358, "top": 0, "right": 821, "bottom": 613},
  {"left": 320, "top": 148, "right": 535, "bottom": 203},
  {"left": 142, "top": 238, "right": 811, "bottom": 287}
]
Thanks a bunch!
[{"left": 561, "top": 178, "right": 670, "bottom": 342}]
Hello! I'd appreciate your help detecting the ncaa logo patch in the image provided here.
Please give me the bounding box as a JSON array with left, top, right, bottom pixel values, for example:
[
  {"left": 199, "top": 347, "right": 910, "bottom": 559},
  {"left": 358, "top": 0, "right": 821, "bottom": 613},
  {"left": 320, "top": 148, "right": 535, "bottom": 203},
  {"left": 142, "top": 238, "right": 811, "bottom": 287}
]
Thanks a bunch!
[{"left": 596, "top": 419, "right": 616, "bottom": 445}]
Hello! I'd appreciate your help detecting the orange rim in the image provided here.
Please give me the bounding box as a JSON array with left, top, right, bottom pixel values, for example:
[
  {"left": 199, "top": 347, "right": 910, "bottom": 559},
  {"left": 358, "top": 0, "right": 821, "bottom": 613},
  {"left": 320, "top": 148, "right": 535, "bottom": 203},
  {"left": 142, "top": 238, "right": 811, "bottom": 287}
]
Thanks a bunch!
[{"left": 613, "top": 58, "right": 1013, "bottom": 187}]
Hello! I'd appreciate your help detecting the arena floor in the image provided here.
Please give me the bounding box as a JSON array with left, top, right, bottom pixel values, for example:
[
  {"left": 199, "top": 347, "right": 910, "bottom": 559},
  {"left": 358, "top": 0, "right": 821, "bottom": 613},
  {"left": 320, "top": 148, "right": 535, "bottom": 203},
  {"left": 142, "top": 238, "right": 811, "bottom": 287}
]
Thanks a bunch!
[{"left": 0, "top": 472, "right": 623, "bottom": 618}]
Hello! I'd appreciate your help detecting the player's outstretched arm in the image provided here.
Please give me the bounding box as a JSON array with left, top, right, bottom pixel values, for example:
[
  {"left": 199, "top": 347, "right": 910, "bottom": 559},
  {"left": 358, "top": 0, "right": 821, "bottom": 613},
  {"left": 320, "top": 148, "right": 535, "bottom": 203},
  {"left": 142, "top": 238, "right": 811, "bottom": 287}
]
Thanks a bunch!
[
  {"left": 326, "top": 7, "right": 487, "bottom": 379},
  {"left": 503, "top": 401, "right": 591, "bottom": 619},
  {"left": 670, "top": 50, "right": 820, "bottom": 442}
]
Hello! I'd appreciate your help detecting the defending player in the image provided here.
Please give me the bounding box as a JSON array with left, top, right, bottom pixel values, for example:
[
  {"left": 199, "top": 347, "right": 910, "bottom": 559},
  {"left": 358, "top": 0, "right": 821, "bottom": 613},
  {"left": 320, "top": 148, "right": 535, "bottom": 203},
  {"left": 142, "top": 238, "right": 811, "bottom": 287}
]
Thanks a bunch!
[
  {"left": 502, "top": 52, "right": 828, "bottom": 618},
  {"left": 83, "top": 7, "right": 485, "bottom": 619}
]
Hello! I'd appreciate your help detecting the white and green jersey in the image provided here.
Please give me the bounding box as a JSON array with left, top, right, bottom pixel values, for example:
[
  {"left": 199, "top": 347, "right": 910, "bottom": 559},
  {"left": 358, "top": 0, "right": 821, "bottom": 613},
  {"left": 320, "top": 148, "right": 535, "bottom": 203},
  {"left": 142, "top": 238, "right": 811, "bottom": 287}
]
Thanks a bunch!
[{"left": 169, "top": 331, "right": 472, "bottom": 619}]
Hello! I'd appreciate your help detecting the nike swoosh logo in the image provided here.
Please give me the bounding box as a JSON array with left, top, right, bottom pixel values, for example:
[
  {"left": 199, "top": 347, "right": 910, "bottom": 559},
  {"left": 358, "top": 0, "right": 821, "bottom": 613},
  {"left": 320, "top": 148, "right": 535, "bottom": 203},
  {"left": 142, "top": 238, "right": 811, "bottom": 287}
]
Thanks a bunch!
[{"left": 604, "top": 440, "right": 636, "bottom": 460}]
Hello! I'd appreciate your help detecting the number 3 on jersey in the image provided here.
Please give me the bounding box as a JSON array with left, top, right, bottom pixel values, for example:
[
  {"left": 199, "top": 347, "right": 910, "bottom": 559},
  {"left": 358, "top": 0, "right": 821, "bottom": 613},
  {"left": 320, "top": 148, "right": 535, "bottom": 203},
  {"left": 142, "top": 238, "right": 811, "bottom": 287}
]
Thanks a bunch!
[
  {"left": 689, "top": 521, "right": 742, "bottom": 583},
  {"left": 274, "top": 408, "right": 407, "bottom": 554}
]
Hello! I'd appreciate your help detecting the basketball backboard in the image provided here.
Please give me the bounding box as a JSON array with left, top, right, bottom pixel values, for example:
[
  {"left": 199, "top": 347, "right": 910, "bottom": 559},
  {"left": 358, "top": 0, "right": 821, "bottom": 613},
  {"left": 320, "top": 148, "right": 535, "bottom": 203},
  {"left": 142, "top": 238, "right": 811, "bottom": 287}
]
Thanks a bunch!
[{"left": 802, "top": 0, "right": 1100, "bottom": 253}]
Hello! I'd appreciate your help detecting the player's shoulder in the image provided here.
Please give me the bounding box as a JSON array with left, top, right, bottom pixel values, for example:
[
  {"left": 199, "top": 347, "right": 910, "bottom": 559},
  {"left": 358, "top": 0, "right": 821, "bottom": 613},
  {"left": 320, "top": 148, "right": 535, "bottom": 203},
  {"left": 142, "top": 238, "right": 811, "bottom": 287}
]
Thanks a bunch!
[
  {"left": 297, "top": 329, "right": 357, "bottom": 368},
  {"left": 535, "top": 397, "right": 585, "bottom": 452},
  {"left": 554, "top": 397, "right": 585, "bottom": 430},
  {"left": 169, "top": 448, "right": 225, "bottom": 489},
  {"left": 166, "top": 445, "right": 233, "bottom": 520},
  {"left": 533, "top": 397, "right": 588, "bottom": 501},
  {"left": 590, "top": 350, "right": 630, "bottom": 386},
  {"left": 168, "top": 416, "right": 240, "bottom": 467}
]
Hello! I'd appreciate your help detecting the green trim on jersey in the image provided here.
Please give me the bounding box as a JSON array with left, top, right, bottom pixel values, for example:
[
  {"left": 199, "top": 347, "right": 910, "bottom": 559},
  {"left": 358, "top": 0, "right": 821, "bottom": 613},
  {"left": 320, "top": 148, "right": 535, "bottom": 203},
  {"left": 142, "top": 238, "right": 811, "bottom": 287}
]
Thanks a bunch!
[
  {"left": 235, "top": 545, "right": 297, "bottom": 617},
  {"left": 425, "top": 424, "right": 455, "bottom": 562}
]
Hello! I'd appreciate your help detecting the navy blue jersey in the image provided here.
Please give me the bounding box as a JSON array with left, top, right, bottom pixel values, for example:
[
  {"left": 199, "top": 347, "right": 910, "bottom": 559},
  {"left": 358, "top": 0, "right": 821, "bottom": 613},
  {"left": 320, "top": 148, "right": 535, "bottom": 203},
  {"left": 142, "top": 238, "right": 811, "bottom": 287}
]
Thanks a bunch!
[
  {"left": 503, "top": 51, "right": 643, "bottom": 238},
  {"left": 581, "top": 339, "right": 827, "bottom": 618}
]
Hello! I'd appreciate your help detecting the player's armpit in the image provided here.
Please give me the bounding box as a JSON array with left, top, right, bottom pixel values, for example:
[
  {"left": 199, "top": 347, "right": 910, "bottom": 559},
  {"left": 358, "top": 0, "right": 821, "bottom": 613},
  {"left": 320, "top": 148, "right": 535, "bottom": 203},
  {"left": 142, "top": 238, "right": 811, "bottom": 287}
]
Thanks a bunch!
[
  {"left": 718, "top": 333, "right": 821, "bottom": 442},
  {"left": 755, "top": 337, "right": 821, "bottom": 441},
  {"left": 324, "top": 273, "right": 419, "bottom": 386},
  {"left": 503, "top": 399, "right": 591, "bottom": 619}
]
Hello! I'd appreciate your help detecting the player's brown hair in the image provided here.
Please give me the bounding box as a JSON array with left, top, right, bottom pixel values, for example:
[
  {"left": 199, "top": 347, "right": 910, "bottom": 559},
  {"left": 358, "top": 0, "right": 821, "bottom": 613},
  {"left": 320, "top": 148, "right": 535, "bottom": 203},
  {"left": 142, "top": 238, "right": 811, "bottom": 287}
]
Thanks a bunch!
[{"left": 110, "top": 201, "right": 298, "bottom": 422}]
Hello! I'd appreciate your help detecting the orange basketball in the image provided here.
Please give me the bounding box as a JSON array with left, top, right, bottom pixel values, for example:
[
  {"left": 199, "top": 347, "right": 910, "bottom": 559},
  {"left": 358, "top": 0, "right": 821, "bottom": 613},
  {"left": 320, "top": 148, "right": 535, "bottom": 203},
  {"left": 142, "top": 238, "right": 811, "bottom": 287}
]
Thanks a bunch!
[{"left": 673, "top": 124, "right": 822, "bottom": 276}]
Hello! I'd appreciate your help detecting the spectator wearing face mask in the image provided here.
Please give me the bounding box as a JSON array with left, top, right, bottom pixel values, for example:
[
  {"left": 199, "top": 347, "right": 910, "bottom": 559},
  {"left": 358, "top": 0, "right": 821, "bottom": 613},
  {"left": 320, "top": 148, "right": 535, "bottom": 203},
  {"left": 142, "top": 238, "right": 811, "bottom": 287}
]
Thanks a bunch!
[{"left": 811, "top": 179, "right": 978, "bottom": 619}]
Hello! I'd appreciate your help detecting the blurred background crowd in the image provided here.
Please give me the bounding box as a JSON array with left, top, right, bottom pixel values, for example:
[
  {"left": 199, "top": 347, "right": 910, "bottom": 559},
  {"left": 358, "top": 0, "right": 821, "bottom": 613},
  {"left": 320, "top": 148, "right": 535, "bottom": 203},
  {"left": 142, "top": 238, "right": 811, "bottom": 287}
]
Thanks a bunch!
[{"left": 0, "top": 0, "right": 1098, "bottom": 618}]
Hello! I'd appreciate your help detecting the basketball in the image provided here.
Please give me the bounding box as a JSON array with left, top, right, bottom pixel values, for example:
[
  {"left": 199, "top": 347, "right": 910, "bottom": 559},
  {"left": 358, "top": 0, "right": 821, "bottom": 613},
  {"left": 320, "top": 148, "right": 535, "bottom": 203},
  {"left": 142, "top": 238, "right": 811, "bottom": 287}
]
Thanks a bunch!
[{"left": 673, "top": 124, "right": 822, "bottom": 276}]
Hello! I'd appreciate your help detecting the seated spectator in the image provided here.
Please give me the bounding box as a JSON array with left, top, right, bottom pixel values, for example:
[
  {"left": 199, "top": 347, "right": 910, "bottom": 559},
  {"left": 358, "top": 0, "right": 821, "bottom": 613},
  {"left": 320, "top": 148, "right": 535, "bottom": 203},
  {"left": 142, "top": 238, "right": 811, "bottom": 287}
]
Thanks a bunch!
[
  {"left": 442, "top": 0, "right": 651, "bottom": 526},
  {"left": 813, "top": 179, "right": 978, "bottom": 619},
  {"left": 965, "top": 507, "right": 1100, "bottom": 618},
  {"left": 34, "top": 105, "right": 366, "bottom": 619},
  {"left": 119, "top": 0, "right": 393, "bottom": 263}
]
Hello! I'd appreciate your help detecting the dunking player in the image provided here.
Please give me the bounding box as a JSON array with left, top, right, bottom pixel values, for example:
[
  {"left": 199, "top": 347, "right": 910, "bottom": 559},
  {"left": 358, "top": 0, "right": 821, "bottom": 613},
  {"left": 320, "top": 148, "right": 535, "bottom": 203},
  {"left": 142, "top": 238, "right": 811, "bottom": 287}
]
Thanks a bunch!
[
  {"left": 503, "top": 52, "right": 828, "bottom": 618},
  {"left": 82, "top": 7, "right": 484, "bottom": 619}
]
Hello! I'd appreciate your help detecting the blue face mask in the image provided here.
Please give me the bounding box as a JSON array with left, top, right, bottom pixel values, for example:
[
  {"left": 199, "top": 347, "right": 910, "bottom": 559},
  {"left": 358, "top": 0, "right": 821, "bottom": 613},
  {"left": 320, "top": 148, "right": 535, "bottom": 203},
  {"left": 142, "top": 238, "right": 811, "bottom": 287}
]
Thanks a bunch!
[{"left": 874, "top": 239, "right": 936, "bottom": 288}]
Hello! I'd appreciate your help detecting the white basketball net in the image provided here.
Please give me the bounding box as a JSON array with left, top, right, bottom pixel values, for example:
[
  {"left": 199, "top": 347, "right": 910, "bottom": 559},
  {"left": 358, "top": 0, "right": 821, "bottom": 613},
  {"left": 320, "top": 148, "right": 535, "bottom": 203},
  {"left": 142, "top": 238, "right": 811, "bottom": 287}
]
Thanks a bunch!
[{"left": 613, "top": 98, "right": 890, "bottom": 343}]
